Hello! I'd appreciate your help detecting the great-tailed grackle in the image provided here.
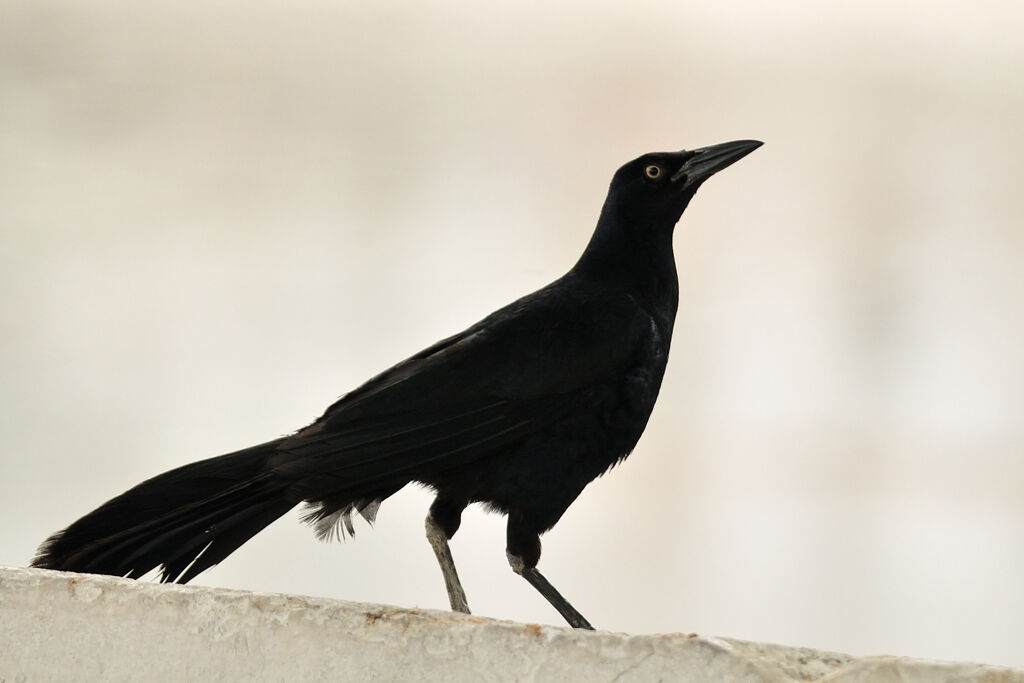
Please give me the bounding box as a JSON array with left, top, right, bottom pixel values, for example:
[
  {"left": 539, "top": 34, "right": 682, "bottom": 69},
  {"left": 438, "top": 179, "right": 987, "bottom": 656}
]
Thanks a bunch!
[{"left": 33, "top": 139, "right": 761, "bottom": 629}]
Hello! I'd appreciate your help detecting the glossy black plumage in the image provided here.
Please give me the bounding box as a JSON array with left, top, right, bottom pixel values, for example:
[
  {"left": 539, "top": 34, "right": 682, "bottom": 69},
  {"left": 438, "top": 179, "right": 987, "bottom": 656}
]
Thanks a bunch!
[{"left": 33, "top": 140, "right": 761, "bottom": 628}]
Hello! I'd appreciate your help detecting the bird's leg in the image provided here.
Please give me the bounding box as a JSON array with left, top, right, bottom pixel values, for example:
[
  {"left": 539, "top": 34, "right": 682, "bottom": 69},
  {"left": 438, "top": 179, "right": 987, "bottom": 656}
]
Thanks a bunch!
[
  {"left": 425, "top": 515, "right": 470, "bottom": 613},
  {"left": 506, "top": 552, "right": 594, "bottom": 630},
  {"left": 507, "top": 513, "right": 594, "bottom": 630},
  {"left": 425, "top": 500, "right": 470, "bottom": 614}
]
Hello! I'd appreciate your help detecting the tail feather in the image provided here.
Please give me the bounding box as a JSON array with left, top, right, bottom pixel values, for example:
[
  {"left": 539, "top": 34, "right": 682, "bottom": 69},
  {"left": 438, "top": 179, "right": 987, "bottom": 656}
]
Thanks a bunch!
[
  {"left": 168, "top": 486, "right": 295, "bottom": 583},
  {"left": 32, "top": 439, "right": 296, "bottom": 582}
]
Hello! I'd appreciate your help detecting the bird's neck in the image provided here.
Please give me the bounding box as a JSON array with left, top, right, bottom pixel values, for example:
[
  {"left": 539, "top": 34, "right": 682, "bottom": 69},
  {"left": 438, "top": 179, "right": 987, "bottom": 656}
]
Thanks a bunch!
[{"left": 572, "top": 215, "right": 680, "bottom": 322}]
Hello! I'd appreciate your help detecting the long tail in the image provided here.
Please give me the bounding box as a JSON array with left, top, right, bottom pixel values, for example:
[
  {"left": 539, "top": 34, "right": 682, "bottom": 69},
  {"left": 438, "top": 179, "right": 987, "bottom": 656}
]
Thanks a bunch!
[{"left": 31, "top": 439, "right": 297, "bottom": 584}]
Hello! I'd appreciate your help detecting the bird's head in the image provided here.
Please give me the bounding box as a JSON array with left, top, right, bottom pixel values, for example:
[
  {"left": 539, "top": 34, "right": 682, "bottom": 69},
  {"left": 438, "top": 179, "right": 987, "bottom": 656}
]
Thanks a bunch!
[{"left": 602, "top": 139, "right": 763, "bottom": 230}]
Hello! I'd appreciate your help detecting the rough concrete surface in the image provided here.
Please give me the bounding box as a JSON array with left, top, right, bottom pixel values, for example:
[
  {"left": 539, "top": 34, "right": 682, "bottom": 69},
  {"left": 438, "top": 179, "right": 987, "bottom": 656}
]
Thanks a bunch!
[{"left": 1, "top": 567, "right": 1020, "bottom": 682}]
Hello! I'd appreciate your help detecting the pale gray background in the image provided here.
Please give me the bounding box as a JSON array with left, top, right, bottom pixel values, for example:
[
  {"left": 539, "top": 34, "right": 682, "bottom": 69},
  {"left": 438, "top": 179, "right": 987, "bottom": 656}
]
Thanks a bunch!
[{"left": 3, "top": 0, "right": 1023, "bottom": 669}]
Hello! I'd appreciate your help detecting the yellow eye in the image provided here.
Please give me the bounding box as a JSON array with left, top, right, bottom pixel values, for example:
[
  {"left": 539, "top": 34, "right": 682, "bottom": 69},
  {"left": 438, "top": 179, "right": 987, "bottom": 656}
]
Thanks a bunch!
[{"left": 644, "top": 165, "right": 662, "bottom": 179}]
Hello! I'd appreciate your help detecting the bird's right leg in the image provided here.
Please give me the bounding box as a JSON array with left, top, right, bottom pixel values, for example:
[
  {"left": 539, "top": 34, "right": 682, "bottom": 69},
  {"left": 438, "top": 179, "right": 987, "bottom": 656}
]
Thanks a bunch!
[
  {"left": 506, "top": 510, "right": 594, "bottom": 630},
  {"left": 425, "top": 498, "right": 470, "bottom": 614}
]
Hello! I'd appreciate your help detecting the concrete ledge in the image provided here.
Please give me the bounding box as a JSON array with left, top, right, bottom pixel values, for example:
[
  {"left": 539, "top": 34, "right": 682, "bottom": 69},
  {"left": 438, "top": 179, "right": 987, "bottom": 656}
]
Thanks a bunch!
[{"left": 1, "top": 567, "right": 1019, "bottom": 682}]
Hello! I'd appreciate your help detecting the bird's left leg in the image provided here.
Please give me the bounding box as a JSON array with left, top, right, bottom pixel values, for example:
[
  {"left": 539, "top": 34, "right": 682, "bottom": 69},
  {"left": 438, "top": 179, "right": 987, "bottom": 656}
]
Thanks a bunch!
[
  {"left": 425, "top": 497, "right": 470, "bottom": 614},
  {"left": 506, "top": 510, "right": 594, "bottom": 630}
]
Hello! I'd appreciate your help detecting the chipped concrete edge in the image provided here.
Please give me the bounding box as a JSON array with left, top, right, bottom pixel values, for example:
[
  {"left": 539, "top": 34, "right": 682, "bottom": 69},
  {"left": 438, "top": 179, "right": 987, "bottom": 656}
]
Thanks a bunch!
[{"left": 0, "top": 566, "right": 1019, "bottom": 682}]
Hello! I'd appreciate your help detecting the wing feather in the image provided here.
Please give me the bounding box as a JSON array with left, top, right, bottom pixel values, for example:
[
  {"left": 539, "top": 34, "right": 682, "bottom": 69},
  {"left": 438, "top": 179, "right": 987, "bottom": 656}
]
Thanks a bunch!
[{"left": 272, "top": 283, "right": 661, "bottom": 504}]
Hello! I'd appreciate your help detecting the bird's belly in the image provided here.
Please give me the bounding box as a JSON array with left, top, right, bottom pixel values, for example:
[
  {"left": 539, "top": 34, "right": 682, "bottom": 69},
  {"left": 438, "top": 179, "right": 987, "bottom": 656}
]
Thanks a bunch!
[{"left": 429, "top": 370, "right": 663, "bottom": 533}]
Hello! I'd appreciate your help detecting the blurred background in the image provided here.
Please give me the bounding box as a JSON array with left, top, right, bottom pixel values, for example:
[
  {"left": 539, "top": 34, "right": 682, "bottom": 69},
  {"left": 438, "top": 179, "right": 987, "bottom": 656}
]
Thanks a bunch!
[{"left": 2, "top": 0, "right": 1022, "bottom": 668}]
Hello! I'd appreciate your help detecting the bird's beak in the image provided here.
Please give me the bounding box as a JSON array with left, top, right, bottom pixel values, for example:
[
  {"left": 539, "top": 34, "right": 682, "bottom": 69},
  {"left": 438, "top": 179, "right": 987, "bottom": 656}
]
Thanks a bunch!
[{"left": 671, "top": 139, "right": 763, "bottom": 187}]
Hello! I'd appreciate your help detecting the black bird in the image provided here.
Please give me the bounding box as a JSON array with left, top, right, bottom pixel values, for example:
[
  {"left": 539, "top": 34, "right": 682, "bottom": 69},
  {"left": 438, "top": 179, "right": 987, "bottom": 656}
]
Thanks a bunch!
[{"left": 32, "top": 139, "right": 762, "bottom": 629}]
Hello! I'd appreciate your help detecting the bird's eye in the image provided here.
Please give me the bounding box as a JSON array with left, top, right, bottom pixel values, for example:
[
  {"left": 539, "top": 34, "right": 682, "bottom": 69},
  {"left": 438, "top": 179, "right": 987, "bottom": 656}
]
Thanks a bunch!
[{"left": 644, "top": 165, "right": 662, "bottom": 179}]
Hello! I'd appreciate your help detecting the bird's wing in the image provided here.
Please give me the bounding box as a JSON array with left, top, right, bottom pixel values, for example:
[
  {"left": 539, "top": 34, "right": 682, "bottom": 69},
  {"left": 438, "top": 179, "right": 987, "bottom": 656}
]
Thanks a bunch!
[{"left": 271, "top": 284, "right": 663, "bottom": 495}]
